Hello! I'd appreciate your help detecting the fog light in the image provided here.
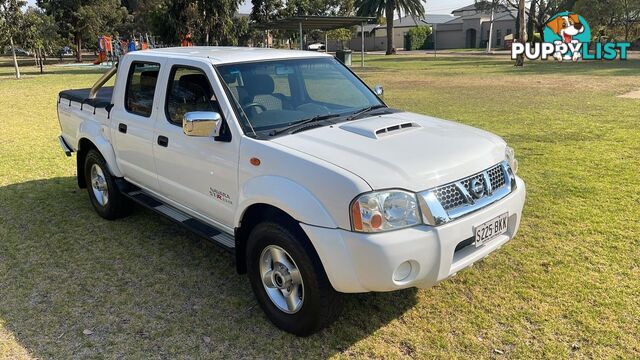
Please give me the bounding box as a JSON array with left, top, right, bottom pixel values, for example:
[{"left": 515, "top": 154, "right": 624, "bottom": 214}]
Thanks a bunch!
[{"left": 393, "top": 261, "right": 413, "bottom": 282}]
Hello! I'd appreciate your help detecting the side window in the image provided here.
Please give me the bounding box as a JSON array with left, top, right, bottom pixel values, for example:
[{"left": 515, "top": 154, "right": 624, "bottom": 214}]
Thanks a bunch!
[
  {"left": 165, "top": 66, "right": 220, "bottom": 126},
  {"left": 125, "top": 62, "right": 160, "bottom": 117}
]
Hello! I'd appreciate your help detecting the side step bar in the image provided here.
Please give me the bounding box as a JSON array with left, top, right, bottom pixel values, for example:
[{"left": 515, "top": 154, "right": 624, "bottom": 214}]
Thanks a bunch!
[{"left": 122, "top": 188, "right": 235, "bottom": 252}]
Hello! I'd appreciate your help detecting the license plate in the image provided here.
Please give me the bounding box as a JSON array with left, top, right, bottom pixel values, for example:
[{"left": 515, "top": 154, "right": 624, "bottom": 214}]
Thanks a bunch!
[{"left": 474, "top": 213, "right": 509, "bottom": 247}]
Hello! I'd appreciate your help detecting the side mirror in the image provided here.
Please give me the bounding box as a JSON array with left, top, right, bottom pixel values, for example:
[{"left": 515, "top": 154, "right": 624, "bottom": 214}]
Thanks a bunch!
[
  {"left": 373, "top": 84, "right": 384, "bottom": 98},
  {"left": 183, "top": 111, "right": 222, "bottom": 137}
]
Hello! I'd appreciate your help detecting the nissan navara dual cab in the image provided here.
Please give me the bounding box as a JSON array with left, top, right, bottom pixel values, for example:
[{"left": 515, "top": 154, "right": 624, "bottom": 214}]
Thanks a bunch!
[{"left": 57, "top": 47, "right": 526, "bottom": 336}]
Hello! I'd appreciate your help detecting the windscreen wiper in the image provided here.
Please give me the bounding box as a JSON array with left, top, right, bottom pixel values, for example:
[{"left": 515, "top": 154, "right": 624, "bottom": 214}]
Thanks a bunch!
[
  {"left": 344, "top": 104, "right": 387, "bottom": 122},
  {"left": 269, "top": 113, "right": 341, "bottom": 136}
]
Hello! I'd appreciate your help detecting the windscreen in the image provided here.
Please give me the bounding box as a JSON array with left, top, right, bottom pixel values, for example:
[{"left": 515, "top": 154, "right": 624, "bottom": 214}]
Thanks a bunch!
[{"left": 217, "top": 57, "right": 383, "bottom": 136}]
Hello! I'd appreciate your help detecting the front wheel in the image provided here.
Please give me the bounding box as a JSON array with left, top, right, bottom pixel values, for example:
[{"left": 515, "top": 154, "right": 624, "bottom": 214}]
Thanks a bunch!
[{"left": 247, "top": 221, "right": 343, "bottom": 336}]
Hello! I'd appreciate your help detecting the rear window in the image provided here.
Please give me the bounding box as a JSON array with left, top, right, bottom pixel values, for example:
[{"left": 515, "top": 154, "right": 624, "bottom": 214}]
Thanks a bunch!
[{"left": 125, "top": 62, "right": 160, "bottom": 117}]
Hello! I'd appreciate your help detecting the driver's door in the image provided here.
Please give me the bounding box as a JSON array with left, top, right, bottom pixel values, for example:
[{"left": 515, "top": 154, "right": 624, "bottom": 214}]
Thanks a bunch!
[{"left": 152, "top": 61, "right": 239, "bottom": 228}]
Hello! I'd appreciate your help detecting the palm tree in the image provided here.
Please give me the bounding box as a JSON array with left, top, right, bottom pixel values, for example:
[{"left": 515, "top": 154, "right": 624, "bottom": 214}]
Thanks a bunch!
[{"left": 356, "top": 0, "right": 425, "bottom": 55}]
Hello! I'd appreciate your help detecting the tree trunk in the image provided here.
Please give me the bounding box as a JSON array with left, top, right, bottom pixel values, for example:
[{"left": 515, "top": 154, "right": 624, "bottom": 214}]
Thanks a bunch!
[
  {"left": 527, "top": 0, "right": 536, "bottom": 42},
  {"left": 38, "top": 48, "right": 44, "bottom": 74},
  {"left": 385, "top": 0, "right": 395, "bottom": 55},
  {"left": 624, "top": 21, "right": 630, "bottom": 41},
  {"left": 9, "top": 36, "right": 20, "bottom": 79},
  {"left": 537, "top": 23, "right": 545, "bottom": 42},
  {"left": 515, "top": 0, "right": 526, "bottom": 66},
  {"left": 75, "top": 33, "right": 83, "bottom": 63}
]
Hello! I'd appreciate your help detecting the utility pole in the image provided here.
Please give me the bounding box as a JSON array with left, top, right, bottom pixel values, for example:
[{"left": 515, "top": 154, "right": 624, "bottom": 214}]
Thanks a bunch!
[
  {"left": 434, "top": 23, "right": 437, "bottom": 57},
  {"left": 486, "top": 2, "right": 495, "bottom": 53}
]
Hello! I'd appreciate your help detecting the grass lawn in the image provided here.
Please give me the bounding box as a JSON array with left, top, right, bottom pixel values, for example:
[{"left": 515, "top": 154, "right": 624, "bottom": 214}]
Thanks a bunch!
[{"left": 1, "top": 54, "right": 639, "bottom": 358}]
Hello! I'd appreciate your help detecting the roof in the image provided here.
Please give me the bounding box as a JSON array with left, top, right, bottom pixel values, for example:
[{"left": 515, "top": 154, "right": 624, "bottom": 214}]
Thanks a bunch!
[
  {"left": 393, "top": 15, "right": 423, "bottom": 27},
  {"left": 422, "top": 14, "right": 456, "bottom": 24},
  {"left": 137, "top": 46, "right": 331, "bottom": 64},
  {"left": 256, "top": 16, "right": 376, "bottom": 31},
  {"left": 451, "top": 3, "right": 478, "bottom": 12},
  {"left": 452, "top": 3, "right": 515, "bottom": 14}
]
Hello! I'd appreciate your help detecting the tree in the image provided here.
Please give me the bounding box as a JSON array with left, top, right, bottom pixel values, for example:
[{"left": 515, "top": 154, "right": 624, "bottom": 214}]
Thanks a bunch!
[
  {"left": 356, "top": 0, "right": 425, "bottom": 54},
  {"left": 38, "top": 0, "right": 128, "bottom": 62},
  {"left": 21, "top": 7, "right": 63, "bottom": 71},
  {"left": 150, "top": 0, "right": 243, "bottom": 45},
  {"left": 515, "top": 0, "right": 525, "bottom": 66},
  {"left": 503, "top": 0, "right": 576, "bottom": 42},
  {"left": 0, "top": 0, "right": 25, "bottom": 79},
  {"left": 251, "top": 0, "right": 283, "bottom": 23}
]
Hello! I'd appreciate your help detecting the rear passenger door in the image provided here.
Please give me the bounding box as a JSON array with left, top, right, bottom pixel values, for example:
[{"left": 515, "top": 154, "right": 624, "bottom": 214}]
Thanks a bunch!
[
  {"left": 111, "top": 59, "right": 164, "bottom": 190},
  {"left": 152, "top": 61, "right": 239, "bottom": 228}
]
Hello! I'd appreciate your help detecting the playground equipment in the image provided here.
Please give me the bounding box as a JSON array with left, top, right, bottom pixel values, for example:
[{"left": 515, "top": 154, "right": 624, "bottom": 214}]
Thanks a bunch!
[
  {"left": 94, "top": 35, "right": 114, "bottom": 65},
  {"left": 94, "top": 33, "right": 159, "bottom": 65},
  {"left": 180, "top": 33, "right": 193, "bottom": 47}
]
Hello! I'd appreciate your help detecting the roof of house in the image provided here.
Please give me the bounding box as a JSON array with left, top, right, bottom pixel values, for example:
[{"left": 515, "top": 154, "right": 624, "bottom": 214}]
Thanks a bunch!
[
  {"left": 393, "top": 15, "right": 423, "bottom": 27},
  {"left": 451, "top": 2, "right": 515, "bottom": 14},
  {"left": 451, "top": 3, "right": 479, "bottom": 12},
  {"left": 422, "top": 14, "right": 457, "bottom": 24}
]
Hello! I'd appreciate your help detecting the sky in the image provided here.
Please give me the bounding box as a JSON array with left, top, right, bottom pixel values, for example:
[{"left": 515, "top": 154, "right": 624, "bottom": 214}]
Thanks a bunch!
[{"left": 25, "top": 0, "right": 474, "bottom": 17}]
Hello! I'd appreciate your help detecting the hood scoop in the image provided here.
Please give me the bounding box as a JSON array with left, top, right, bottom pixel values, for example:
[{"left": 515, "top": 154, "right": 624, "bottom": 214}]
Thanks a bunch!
[{"left": 340, "top": 117, "right": 422, "bottom": 139}]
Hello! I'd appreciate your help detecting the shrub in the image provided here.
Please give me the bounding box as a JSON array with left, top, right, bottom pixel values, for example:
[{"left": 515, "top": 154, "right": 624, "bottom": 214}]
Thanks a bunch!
[{"left": 407, "top": 26, "right": 432, "bottom": 50}]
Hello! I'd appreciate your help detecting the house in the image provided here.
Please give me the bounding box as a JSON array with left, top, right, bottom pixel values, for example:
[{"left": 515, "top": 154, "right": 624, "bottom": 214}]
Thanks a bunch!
[
  {"left": 432, "top": 3, "right": 518, "bottom": 49},
  {"left": 334, "top": 14, "right": 454, "bottom": 51},
  {"left": 335, "top": 2, "right": 518, "bottom": 51}
]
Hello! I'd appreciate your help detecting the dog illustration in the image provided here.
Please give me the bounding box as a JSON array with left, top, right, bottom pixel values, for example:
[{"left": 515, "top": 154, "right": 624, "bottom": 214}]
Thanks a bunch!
[{"left": 546, "top": 13, "right": 585, "bottom": 61}]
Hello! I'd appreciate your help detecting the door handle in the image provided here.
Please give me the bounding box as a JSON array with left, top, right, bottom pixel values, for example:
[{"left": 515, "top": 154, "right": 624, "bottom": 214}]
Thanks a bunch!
[
  {"left": 157, "top": 135, "right": 169, "bottom": 147},
  {"left": 118, "top": 123, "right": 127, "bottom": 133}
]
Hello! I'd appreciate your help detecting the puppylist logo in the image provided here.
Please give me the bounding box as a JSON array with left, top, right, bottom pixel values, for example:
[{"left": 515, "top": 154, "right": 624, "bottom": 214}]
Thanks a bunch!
[{"left": 512, "top": 12, "right": 631, "bottom": 61}]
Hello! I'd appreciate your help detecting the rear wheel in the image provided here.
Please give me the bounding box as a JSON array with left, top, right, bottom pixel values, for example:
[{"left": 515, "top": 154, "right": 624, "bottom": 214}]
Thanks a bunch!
[
  {"left": 84, "top": 149, "right": 130, "bottom": 220},
  {"left": 247, "top": 221, "right": 343, "bottom": 336}
]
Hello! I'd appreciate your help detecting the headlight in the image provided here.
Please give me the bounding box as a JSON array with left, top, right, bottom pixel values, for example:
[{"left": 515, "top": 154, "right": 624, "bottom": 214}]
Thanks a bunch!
[
  {"left": 505, "top": 146, "right": 518, "bottom": 174},
  {"left": 350, "top": 190, "right": 420, "bottom": 233}
]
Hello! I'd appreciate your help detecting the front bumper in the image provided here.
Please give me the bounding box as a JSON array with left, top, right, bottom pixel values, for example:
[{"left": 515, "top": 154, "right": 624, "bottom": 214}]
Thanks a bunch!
[{"left": 302, "top": 176, "right": 526, "bottom": 293}]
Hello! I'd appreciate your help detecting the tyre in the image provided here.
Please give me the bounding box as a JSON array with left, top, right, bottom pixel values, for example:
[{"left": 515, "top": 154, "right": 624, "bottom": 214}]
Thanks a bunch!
[
  {"left": 247, "top": 220, "right": 343, "bottom": 336},
  {"left": 84, "top": 149, "right": 131, "bottom": 220}
]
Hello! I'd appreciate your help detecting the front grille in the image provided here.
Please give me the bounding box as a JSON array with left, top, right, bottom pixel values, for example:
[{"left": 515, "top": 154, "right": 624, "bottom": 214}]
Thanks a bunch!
[
  {"left": 433, "top": 185, "right": 466, "bottom": 210},
  {"left": 432, "top": 163, "right": 507, "bottom": 211}
]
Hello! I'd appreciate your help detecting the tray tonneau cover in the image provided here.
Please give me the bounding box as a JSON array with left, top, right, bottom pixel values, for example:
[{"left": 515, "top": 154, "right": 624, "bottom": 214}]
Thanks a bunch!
[{"left": 59, "top": 86, "right": 114, "bottom": 109}]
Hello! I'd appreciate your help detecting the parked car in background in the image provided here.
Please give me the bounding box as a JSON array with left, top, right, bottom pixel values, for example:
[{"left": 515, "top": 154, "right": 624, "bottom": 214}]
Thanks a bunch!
[
  {"left": 4, "top": 47, "right": 31, "bottom": 56},
  {"left": 307, "top": 42, "right": 326, "bottom": 51},
  {"left": 56, "top": 47, "right": 525, "bottom": 336},
  {"left": 59, "top": 47, "right": 74, "bottom": 57}
]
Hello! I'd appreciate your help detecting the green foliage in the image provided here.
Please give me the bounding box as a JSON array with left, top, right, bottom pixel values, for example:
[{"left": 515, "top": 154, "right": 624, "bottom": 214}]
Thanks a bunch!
[
  {"left": 149, "top": 0, "right": 243, "bottom": 45},
  {"left": 250, "top": 0, "right": 283, "bottom": 23},
  {"left": 19, "top": 7, "right": 63, "bottom": 54},
  {"left": 406, "top": 25, "right": 431, "bottom": 50},
  {"left": 37, "top": 0, "right": 128, "bottom": 60},
  {"left": 356, "top": 0, "right": 425, "bottom": 19},
  {"left": 574, "top": 0, "right": 640, "bottom": 40},
  {"left": 0, "top": 0, "right": 26, "bottom": 44}
]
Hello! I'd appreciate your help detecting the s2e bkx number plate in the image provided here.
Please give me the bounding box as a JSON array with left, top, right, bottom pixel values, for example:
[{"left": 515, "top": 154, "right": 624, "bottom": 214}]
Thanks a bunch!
[{"left": 474, "top": 213, "right": 509, "bottom": 247}]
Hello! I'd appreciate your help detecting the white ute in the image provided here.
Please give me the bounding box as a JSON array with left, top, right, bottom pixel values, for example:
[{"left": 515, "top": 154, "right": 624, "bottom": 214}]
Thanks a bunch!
[{"left": 57, "top": 47, "right": 526, "bottom": 336}]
